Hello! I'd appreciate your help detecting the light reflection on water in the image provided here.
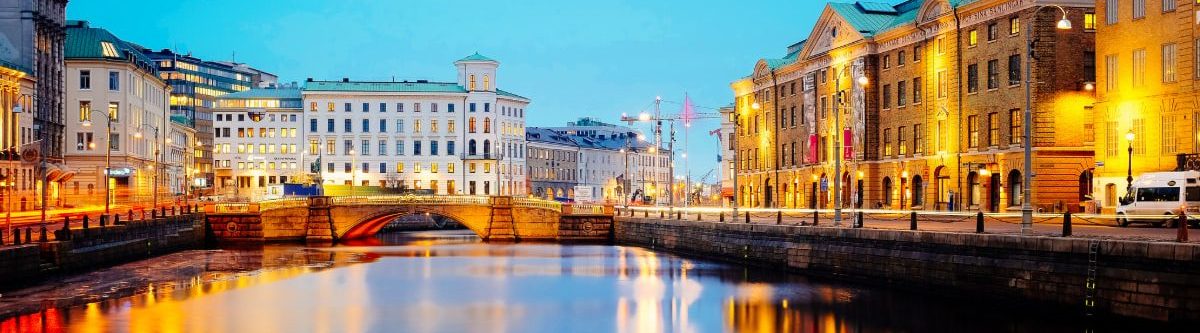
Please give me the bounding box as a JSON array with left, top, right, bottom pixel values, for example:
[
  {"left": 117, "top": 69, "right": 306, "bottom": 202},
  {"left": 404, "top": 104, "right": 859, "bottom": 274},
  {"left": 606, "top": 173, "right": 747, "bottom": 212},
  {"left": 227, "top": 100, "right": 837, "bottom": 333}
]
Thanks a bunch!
[{"left": 0, "top": 230, "right": 1163, "bottom": 333}]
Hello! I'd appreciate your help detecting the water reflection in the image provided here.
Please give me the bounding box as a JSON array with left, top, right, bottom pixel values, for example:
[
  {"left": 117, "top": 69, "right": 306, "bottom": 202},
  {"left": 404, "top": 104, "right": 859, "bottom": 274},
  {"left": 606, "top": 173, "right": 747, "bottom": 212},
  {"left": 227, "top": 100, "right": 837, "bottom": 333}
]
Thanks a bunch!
[{"left": 0, "top": 230, "right": 1172, "bottom": 333}]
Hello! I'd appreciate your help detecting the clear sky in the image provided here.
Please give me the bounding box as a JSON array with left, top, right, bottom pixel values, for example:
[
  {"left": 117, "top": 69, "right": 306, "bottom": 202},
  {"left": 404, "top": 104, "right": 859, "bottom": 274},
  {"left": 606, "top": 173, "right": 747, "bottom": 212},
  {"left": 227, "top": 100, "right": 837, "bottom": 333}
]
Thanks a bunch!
[{"left": 68, "top": 0, "right": 826, "bottom": 180}]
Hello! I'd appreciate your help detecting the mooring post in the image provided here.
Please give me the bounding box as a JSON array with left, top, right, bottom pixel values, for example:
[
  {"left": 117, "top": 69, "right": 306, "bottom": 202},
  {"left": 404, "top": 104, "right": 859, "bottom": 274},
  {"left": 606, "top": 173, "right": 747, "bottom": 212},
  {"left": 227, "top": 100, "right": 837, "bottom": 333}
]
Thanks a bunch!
[
  {"left": 719, "top": 211, "right": 725, "bottom": 222},
  {"left": 910, "top": 211, "right": 918, "bottom": 230},
  {"left": 855, "top": 212, "right": 863, "bottom": 228},
  {"left": 976, "top": 212, "right": 984, "bottom": 233},
  {"left": 1062, "top": 211, "right": 1072, "bottom": 237},
  {"left": 744, "top": 211, "right": 750, "bottom": 224}
]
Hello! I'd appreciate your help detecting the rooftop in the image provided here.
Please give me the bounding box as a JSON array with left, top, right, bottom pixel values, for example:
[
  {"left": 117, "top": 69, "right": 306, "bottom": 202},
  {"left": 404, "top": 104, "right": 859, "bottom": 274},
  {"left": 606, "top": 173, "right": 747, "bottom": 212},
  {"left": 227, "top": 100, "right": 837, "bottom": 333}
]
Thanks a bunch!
[
  {"left": 65, "top": 20, "right": 157, "bottom": 73},
  {"left": 220, "top": 87, "right": 302, "bottom": 100},
  {"left": 456, "top": 52, "right": 497, "bottom": 63}
]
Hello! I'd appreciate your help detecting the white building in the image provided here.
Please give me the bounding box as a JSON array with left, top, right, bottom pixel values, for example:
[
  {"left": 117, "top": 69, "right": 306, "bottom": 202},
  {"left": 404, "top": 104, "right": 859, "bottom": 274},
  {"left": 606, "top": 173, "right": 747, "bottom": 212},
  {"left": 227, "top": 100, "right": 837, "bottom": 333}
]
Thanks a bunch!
[
  {"left": 301, "top": 53, "right": 529, "bottom": 196},
  {"left": 63, "top": 21, "right": 174, "bottom": 207},
  {"left": 165, "top": 118, "right": 196, "bottom": 198},
  {"left": 212, "top": 87, "right": 303, "bottom": 200}
]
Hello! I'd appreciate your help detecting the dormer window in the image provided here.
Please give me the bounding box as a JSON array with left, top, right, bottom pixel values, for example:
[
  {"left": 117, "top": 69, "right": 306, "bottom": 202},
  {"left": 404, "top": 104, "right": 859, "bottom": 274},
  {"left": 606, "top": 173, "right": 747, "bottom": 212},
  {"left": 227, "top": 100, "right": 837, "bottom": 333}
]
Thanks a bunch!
[
  {"left": 100, "top": 41, "right": 119, "bottom": 58},
  {"left": 469, "top": 74, "right": 477, "bottom": 90}
]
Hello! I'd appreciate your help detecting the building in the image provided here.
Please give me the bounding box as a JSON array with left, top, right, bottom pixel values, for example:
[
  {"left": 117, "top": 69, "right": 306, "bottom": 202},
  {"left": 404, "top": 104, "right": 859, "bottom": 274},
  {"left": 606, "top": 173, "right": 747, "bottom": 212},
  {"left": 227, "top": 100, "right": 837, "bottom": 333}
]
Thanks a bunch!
[
  {"left": 165, "top": 116, "right": 195, "bottom": 200},
  {"left": 63, "top": 20, "right": 173, "bottom": 206},
  {"left": 527, "top": 125, "right": 669, "bottom": 204},
  {"left": 526, "top": 127, "right": 579, "bottom": 200},
  {"left": 0, "top": 0, "right": 67, "bottom": 211},
  {"left": 212, "top": 86, "right": 303, "bottom": 200},
  {"left": 301, "top": 53, "right": 529, "bottom": 196},
  {"left": 718, "top": 105, "right": 736, "bottom": 206},
  {"left": 732, "top": 0, "right": 1096, "bottom": 213},
  {"left": 141, "top": 48, "right": 275, "bottom": 196},
  {"left": 544, "top": 117, "right": 635, "bottom": 140},
  {"left": 1092, "top": 0, "right": 1200, "bottom": 210}
]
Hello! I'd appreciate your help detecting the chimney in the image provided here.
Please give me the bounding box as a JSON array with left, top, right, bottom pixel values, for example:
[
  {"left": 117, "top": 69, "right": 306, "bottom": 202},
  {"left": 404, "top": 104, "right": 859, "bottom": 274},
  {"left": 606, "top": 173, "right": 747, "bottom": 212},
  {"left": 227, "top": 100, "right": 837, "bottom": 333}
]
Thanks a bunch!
[
  {"left": 306, "top": 77, "right": 313, "bottom": 82},
  {"left": 342, "top": 77, "right": 349, "bottom": 82}
]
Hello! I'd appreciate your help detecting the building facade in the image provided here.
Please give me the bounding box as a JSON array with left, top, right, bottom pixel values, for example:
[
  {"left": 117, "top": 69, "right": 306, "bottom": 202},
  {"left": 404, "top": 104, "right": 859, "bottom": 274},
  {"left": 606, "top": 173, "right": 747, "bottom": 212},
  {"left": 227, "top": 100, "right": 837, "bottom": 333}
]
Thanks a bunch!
[
  {"left": 212, "top": 86, "right": 302, "bottom": 200},
  {"left": 301, "top": 53, "right": 529, "bottom": 196},
  {"left": 733, "top": 0, "right": 1097, "bottom": 213},
  {"left": 64, "top": 20, "right": 173, "bottom": 206},
  {"left": 1093, "top": 0, "right": 1200, "bottom": 210},
  {"left": 718, "top": 105, "right": 736, "bottom": 206},
  {"left": 526, "top": 127, "right": 579, "bottom": 200},
  {"left": 141, "top": 48, "right": 275, "bottom": 195}
]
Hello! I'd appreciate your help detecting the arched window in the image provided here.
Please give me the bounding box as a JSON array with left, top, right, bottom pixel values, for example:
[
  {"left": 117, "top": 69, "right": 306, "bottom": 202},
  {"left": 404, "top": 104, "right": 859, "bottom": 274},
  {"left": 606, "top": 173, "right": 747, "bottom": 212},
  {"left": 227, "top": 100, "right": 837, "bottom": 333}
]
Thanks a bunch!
[
  {"left": 1008, "top": 170, "right": 1023, "bottom": 206},
  {"left": 483, "top": 75, "right": 490, "bottom": 90},
  {"left": 469, "top": 74, "right": 476, "bottom": 90},
  {"left": 483, "top": 140, "right": 491, "bottom": 157},
  {"left": 882, "top": 177, "right": 893, "bottom": 208},
  {"left": 469, "top": 117, "right": 477, "bottom": 133},
  {"left": 484, "top": 118, "right": 491, "bottom": 133},
  {"left": 911, "top": 175, "right": 925, "bottom": 207},
  {"left": 469, "top": 139, "right": 477, "bottom": 156}
]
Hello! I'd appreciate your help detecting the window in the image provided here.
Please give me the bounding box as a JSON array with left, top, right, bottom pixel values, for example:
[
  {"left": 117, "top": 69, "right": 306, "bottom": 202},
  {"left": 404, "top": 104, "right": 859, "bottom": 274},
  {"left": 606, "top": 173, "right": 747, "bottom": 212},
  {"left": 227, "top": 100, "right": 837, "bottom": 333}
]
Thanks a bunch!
[
  {"left": 469, "top": 74, "right": 477, "bottom": 90},
  {"left": 431, "top": 120, "right": 439, "bottom": 133},
  {"left": 484, "top": 103, "right": 490, "bottom": 112},
  {"left": 896, "top": 81, "right": 906, "bottom": 107},
  {"left": 430, "top": 140, "right": 440, "bottom": 156},
  {"left": 1133, "top": 0, "right": 1145, "bottom": 19},
  {"left": 912, "top": 77, "right": 922, "bottom": 103},
  {"left": 469, "top": 117, "right": 477, "bottom": 133},
  {"left": 882, "top": 84, "right": 891, "bottom": 109},
  {"left": 883, "top": 55, "right": 891, "bottom": 69},
  {"left": 76, "top": 132, "right": 93, "bottom": 151},
  {"left": 469, "top": 103, "right": 476, "bottom": 112},
  {"left": 396, "top": 162, "right": 405, "bottom": 173},
  {"left": 344, "top": 103, "right": 351, "bottom": 112},
  {"left": 109, "top": 133, "right": 119, "bottom": 150},
  {"left": 987, "top": 23, "right": 998, "bottom": 41},
  {"left": 397, "top": 140, "right": 405, "bottom": 156},
  {"left": 327, "top": 139, "right": 335, "bottom": 155},
  {"left": 397, "top": 103, "right": 405, "bottom": 112},
  {"left": 79, "top": 101, "right": 91, "bottom": 121},
  {"left": 937, "top": 70, "right": 947, "bottom": 98},
  {"left": 913, "top": 45, "right": 922, "bottom": 61},
  {"left": 883, "top": 128, "right": 892, "bottom": 156},
  {"left": 361, "top": 140, "right": 370, "bottom": 156},
  {"left": 79, "top": 70, "right": 90, "bottom": 89},
  {"left": 309, "top": 119, "right": 317, "bottom": 132},
  {"left": 1132, "top": 48, "right": 1146, "bottom": 87},
  {"left": 309, "top": 139, "right": 318, "bottom": 154},
  {"left": 107, "top": 102, "right": 119, "bottom": 122},
  {"left": 448, "top": 120, "right": 456, "bottom": 133},
  {"left": 432, "top": 103, "right": 439, "bottom": 112},
  {"left": 327, "top": 102, "right": 335, "bottom": 112},
  {"left": 1008, "top": 54, "right": 1021, "bottom": 86},
  {"left": 1162, "top": 115, "right": 1177, "bottom": 154},
  {"left": 326, "top": 119, "right": 334, "bottom": 132},
  {"left": 987, "top": 60, "right": 999, "bottom": 89},
  {"left": 362, "top": 103, "right": 369, "bottom": 112},
  {"left": 1009, "top": 16, "right": 1020, "bottom": 35},
  {"left": 1010, "top": 109, "right": 1022, "bottom": 145},
  {"left": 362, "top": 119, "right": 370, "bottom": 132},
  {"left": 1106, "top": 0, "right": 1118, "bottom": 24},
  {"left": 344, "top": 119, "right": 352, "bottom": 133},
  {"left": 1137, "top": 187, "right": 1180, "bottom": 202},
  {"left": 936, "top": 37, "right": 944, "bottom": 54},
  {"left": 380, "top": 103, "right": 387, "bottom": 112},
  {"left": 913, "top": 124, "right": 923, "bottom": 154},
  {"left": 1105, "top": 54, "right": 1119, "bottom": 91},
  {"left": 898, "top": 126, "right": 907, "bottom": 155},
  {"left": 967, "top": 63, "right": 979, "bottom": 93},
  {"left": 447, "top": 141, "right": 456, "bottom": 155},
  {"left": 108, "top": 71, "right": 119, "bottom": 91},
  {"left": 1163, "top": 0, "right": 1176, "bottom": 12},
  {"left": 988, "top": 112, "right": 999, "bottom": 146},
  {"left": 1162, "top": 43, "right": 1177, "bottom": 83},
  {"left": 968, "top": 115, "right": 980, "bottom": 148},
  {"left": 898, "top": 50, "right": 906, "bottom": 66},
  {"left": 968, "top": 30, "right": 978, "bottom": 46},
  {"left": 397, "top": 119, "right": 404, "bottom": 133},
  {"left": 415, "top": 103, "right": 422, "bottom": 112},
  {"left": 1084, "top": 13, "right": 1096, "bottom": 30},
  {"left": 448, "top": 103, "right": 456, "bottom": 112}
]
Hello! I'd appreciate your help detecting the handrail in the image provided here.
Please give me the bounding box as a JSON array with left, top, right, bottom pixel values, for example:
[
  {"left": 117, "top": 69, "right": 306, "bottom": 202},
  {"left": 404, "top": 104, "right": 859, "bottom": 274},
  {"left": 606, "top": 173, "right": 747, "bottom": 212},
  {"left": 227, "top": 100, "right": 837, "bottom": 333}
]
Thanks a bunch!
[{"left": 513, "top": 197, "right": 562, "bottom": 211}]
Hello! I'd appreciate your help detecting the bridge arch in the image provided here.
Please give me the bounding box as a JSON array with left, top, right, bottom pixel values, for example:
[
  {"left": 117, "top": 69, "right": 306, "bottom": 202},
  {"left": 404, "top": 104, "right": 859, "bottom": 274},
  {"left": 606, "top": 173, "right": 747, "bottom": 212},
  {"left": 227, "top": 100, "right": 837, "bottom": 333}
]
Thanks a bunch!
[{"left": 340, "top": 206, "right": 490, "bottom": 239}]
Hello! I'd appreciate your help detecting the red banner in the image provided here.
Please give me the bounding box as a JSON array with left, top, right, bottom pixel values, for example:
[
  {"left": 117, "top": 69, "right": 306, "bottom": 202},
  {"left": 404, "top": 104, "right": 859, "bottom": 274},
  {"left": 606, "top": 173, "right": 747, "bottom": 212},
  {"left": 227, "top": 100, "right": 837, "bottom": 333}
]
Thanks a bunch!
[
  {"left": 808, "top": 135, "right": 818, "bottom": 163},
  {"left": 843, "top": 128, "right": 853, "bottom": 160}
]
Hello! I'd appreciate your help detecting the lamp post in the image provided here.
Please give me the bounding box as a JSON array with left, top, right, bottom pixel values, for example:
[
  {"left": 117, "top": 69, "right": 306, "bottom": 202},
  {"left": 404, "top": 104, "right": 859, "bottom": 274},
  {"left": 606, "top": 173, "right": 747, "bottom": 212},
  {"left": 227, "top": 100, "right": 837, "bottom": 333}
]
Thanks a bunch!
[
  {"left": 1021, "top": 5, "right": 1072, "bottom": 233},
  {"left": 349, "top": 149, "right": 357, "bottom": 196},
  {"left": 134, "top": 126, "right": 161, "bottom": 210},
  {"left": 1126, "top": 131, "right": 1135, "bottom": 192},
  {"left": 81, "top": 110, "right": 114, "bottom": 214},
  {"left": 732, "top": 104, "right": 742, "bottom": 218},
  {"left": 831, "top": 65, "right": 868, "bottom": 226}
]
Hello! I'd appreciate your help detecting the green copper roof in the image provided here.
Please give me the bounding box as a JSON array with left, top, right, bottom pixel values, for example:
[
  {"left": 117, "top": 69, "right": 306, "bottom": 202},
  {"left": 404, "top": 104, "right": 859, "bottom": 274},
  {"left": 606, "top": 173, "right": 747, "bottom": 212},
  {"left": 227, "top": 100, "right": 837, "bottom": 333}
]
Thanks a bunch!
[
  {"left": 169, "top": 115, "right": 190, "bottom": 125},
  {"left": 64, "top": 20, "right": 155, "bottom": 66},
  {"left": 457, "top": 52, "right": 496, "bottom": 62},
  {"left": 828, "top": 2, "right": 900, "bottom": 37},
  {"left": 0, "top": 58, "right": 29, "bottom": 75},
  {"left": 496, "top": 89, "right": 528, "bottom": 100},
  {"left": 220, "top": 87, "right": 302, "bottom": 100},
  {"left": 304, "top": 80, "right": 468, "bottom": 93}
]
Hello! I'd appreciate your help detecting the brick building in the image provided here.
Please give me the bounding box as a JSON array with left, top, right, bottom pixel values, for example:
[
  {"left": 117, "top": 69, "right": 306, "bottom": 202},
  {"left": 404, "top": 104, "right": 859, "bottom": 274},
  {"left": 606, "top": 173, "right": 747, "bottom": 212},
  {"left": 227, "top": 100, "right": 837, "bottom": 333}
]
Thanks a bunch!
[{"left": 732, "top": 0, "right": 1097, "bottom": 213}]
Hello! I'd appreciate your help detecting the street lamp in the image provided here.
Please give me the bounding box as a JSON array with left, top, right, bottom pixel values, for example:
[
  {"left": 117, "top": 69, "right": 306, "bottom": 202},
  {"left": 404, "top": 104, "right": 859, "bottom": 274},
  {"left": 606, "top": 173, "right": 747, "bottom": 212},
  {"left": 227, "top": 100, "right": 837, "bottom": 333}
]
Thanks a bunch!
[
  {"left": 1126, "top": 131, "right": 1135, "bottom": 191},
  {"left": 81, "top": 110, "right": 114, "bottom": 214},
  {"left": 349, "top": 149, "right": 357, "bottom": 196},
  {"left": 832, "top": 64, "right": 868, "bottom": 226},
  {"left": 1021, "top": 5, "right": 1072, "bottom": 233},
  {"left": 134, "top": 125, "right": 162, "bottom": 210}
]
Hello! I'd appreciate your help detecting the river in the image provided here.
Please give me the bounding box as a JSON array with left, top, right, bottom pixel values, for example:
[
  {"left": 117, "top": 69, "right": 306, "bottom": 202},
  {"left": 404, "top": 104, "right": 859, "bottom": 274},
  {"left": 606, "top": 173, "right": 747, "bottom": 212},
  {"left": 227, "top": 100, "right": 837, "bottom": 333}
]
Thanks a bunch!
[{"left": 0, "top": 230, "right": 1172, "bottom": 332}]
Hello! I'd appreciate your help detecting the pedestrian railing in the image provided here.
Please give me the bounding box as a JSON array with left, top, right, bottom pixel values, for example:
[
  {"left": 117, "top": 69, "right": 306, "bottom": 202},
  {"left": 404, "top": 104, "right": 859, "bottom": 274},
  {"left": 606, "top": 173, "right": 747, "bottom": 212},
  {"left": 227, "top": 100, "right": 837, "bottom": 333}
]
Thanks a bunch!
[
  {"left": 331, "top": 195, "right": 491, "bottom": 206},
  {"left": 513, "top": 198, "right": 562, "bottom": 211},
  {"left": 257, "top": 197, "right": 311, "bottom": 211},
  {"left": 1, "top": 204, "right": 204, "bottom": 248}
]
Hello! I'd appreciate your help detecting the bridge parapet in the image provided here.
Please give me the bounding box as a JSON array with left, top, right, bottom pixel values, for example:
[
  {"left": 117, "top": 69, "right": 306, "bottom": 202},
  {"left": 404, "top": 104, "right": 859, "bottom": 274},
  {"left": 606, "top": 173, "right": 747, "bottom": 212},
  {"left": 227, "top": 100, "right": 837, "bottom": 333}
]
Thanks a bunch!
[{"left": 332, "top": 195, "right": 491, "bottom": 206}]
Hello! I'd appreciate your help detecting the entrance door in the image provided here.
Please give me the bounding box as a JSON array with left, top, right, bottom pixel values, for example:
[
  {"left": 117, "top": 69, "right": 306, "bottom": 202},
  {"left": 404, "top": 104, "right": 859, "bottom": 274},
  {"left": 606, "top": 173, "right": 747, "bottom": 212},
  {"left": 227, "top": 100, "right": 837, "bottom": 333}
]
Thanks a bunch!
[{"left": 989, "top": 174, "right": 1001, "bottom": 212}]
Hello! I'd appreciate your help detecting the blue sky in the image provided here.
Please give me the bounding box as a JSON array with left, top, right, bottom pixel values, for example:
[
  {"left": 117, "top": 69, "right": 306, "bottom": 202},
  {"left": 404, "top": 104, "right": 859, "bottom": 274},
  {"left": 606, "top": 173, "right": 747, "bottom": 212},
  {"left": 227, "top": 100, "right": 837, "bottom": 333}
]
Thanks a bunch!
[{"left": 68, "top": 0, "right": 825, "bottom": 179}]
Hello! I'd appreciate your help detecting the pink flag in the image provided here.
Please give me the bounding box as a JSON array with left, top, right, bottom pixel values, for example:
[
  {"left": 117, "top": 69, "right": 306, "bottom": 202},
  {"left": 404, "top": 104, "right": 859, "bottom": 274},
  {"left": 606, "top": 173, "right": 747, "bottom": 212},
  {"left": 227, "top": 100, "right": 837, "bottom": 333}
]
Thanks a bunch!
[
  {"left": 681, "top": 94, "right": 696, "bottom": 126},
  {"left": 843, "top": 128, "right": 853, "bottom": 160},
  {"left": 808, "top": 135, "right": 818, "bottom": 163}
]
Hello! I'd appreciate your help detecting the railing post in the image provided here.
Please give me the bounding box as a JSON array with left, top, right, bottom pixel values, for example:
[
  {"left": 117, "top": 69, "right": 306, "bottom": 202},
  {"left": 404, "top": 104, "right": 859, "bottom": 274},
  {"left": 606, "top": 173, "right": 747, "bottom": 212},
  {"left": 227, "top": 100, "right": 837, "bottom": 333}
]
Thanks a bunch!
[
  {"left": 676, "top": 211, "right": 681, "bottom": 220},
  {"left": 976, "top": 212, "right": 984, "bottom": 233},
  {"left": 1062, "top": 211, "right": 1072, "bottom": 237},
  {"left": 910, "top": 211, "right": 918, "bottom": 230},
  {"left": 644, "top": 210, "right": 648, "bottom": 218},
  {"left": 10, "top": 229, "right": 17, "bottom": 245},
  {"left": 659, "top": 211, "right": 664, "bottom": 219},
  {"left": 1177, "top": 211, "right": 1189, "bottom": 243}
]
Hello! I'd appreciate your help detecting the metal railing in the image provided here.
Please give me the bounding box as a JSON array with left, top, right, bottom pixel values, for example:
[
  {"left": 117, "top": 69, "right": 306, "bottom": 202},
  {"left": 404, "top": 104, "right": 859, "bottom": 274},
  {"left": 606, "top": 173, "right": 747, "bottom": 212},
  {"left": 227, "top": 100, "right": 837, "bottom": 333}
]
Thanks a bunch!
[
  {"left": 258, "top": 197, "right": 309, "bottom": 211},
  {"left": 567, "top": 203, "right": 606, "bottom": 215},
  {"left": 331, "top": 195, "right": 491, "bottom": 206},
  {"left": 513, "top": 197, "right": 562, "bottom": 211},
  {"left": 213, "top": 203, "right": 254, "bottom": 214}
]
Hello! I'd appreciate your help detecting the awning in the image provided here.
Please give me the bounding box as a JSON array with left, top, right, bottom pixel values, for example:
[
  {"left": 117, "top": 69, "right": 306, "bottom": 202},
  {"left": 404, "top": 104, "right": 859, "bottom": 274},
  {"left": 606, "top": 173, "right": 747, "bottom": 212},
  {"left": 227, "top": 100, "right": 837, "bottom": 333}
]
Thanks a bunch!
[{"left": 53, "top": 164, "right": 76, "bottom": 182}]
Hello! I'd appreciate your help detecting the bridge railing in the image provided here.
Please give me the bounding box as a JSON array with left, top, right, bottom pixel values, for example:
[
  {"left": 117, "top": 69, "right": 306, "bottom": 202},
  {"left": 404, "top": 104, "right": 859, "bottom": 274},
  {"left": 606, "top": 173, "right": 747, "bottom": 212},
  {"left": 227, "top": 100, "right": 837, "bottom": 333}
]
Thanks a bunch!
[
  {"left": 258, "top": 197, "right": 309, "bottom": 211},
  {"left": 513, "top": 197, "right": 562, "bottom": 212},
  {"left": 564, "top": 203, "right": 608, "bottom": 215},
  {"left": 331, "top": 195, "right": 491, "bottom": 206},
  {"left": 212, "top": 202, "right": 256, "bottom": 214}
]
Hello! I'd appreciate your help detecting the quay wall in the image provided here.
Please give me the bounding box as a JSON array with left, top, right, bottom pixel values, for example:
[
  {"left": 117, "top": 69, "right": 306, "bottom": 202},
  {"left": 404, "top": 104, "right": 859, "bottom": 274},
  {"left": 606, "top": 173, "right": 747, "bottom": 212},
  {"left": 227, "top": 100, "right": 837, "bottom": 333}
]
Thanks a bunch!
[{"left": 614, "top": 216, "right": 1200, "bottom": 322}]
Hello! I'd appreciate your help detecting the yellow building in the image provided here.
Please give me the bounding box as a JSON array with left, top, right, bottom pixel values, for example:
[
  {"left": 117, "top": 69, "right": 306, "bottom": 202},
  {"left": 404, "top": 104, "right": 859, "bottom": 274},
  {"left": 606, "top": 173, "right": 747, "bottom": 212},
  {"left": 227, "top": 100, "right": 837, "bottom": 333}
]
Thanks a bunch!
[
  {"left": 0, "top": 61, "right": 38, "bottom": 212},
  {"left": 732, "top": 0, "right": 1097, "bottom": 213},
  {"left": 1093, "top": 0, "right": 1200, "bottom": 210}
]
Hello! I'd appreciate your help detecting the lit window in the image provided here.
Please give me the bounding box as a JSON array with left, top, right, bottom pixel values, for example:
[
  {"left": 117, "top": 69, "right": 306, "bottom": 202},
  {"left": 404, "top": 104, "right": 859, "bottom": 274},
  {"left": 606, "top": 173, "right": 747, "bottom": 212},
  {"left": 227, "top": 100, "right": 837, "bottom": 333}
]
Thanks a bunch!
[{"left": 100, "top": 41, "right": 119, "bottom": 58}]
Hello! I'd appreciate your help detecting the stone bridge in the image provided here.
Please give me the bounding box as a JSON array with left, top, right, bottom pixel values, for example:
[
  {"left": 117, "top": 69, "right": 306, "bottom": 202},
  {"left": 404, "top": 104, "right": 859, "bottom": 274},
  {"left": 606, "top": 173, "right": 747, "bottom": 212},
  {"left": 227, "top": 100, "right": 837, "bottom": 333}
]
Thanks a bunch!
[{"left": 204, "top": 195, "right": 614, "bottom": 242}]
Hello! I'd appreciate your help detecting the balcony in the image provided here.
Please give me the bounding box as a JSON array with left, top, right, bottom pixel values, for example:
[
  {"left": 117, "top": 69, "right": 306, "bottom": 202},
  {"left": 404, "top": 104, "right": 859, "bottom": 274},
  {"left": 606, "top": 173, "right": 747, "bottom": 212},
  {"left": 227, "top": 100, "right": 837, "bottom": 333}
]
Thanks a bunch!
[
  {"left": 1177, "top": 153, "right": 1200, "bottom": 171},
  {"left": 461, "top": 153, "right": 500, "bottom": 161}
]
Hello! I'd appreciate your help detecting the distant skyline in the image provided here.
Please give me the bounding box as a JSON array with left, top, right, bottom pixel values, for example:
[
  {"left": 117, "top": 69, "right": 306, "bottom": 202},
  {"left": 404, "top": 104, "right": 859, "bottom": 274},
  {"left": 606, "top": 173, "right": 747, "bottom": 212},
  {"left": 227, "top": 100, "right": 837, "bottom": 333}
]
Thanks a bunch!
[{"left": 68, "top": 0, "right": 826, "bottom": 179}]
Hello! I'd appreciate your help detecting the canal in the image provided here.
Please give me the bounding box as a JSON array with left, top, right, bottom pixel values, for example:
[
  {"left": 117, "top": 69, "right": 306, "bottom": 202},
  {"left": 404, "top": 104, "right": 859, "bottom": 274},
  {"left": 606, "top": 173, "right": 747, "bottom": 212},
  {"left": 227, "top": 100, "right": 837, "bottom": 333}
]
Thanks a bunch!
[{"left": 0, "top": 230, "right": 1173, "bottom": 332}]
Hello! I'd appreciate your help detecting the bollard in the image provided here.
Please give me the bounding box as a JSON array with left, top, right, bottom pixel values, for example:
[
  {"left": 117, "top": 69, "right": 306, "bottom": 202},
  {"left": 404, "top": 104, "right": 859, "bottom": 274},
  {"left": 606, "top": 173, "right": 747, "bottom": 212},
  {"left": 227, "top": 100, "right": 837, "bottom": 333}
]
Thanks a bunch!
[
  {"left": 659, "top": 211, "right": 664, "bottom": 219},
  {"left": 1062, "top": 211, "right": 1072, "bottom": 237},
  {"left": 910, "top": 211, "right": 918, "bottom": 230},
  {"left": 719, "top": 212, "right": 725, "bottom": 222},
  {"left": 128, "top": 210, "right": 134, "bottom": 222},
  {"left": 24, "top": 227, "right": 31, "bottom": 244},
  {"left": 777, "top": 211, "right": 782, "bottom": 225},
  {"left": 676, "top": 211, "right": 682, "bottom": 220},
  {"left": 745, "top": 211, "right": 750, "bottom": 224},
  {"left": 976, "top": 212, "right": 985, "bottom": 233},
  {"left": 0, "top": 229, "right": 5, "bottom": 245},
  {"left": 1178, "top": 212, "right": 1189, "bottom": 243},
  {"left": 82, "top": 215, "right": 90, "bottom": 231},
  {"left": 644, "top": 210, "right": 648, "bottom": 218},
  {"left": 813, "top": 211, "right": 819, "bottom": 226},
  {"left": 855, "top": 212, "right": 863, "bottom": 228},
  {"left": 113, "top": 214, "right": 121, "bottom": 226},
  {"left": 99, "top": 214, "right": 107, "bottom": 228},
  {"left": 61, "top": 216, "right": 71, "bottom": 238},
  {"left": 696, "top": 212, "right": 701, "bottom": 221},
  {"left": 39, "top": 224, "right": 47, "bottom": 242}
]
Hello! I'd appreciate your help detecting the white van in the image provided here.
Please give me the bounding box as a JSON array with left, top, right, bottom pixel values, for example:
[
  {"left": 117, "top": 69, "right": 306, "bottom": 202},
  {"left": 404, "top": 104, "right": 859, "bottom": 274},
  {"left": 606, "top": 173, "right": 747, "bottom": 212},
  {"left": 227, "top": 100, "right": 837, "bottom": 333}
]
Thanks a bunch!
[{"left": 1116, "top": 171, "right": 1200, "bottom": 227}]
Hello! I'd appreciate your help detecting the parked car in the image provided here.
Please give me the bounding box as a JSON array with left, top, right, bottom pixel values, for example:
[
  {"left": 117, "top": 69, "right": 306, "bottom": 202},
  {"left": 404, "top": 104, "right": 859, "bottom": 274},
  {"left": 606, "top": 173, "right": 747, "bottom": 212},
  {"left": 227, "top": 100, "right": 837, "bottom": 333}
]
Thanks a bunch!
[{"left": 1116, "top": 171, "right": 1200, "bottom": 227}]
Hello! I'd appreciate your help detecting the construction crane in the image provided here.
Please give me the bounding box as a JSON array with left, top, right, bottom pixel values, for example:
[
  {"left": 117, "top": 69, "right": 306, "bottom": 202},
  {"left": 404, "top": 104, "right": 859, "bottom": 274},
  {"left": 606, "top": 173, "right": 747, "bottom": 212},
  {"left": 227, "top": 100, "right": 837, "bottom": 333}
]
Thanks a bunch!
[
  {"left": 619, "top": 96, "right": 721, "bottom": 208},
  {"left": 689, "top": 168, "right": 715, "bottom": 205}
]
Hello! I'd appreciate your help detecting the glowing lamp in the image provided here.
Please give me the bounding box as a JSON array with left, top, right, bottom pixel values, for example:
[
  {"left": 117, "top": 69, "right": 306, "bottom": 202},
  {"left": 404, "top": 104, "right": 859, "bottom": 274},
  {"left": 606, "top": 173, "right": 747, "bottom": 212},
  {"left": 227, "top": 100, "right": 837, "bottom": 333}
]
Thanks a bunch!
[{"left": 1056, "top": 16, "right": 1072, "bottom": 30}]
